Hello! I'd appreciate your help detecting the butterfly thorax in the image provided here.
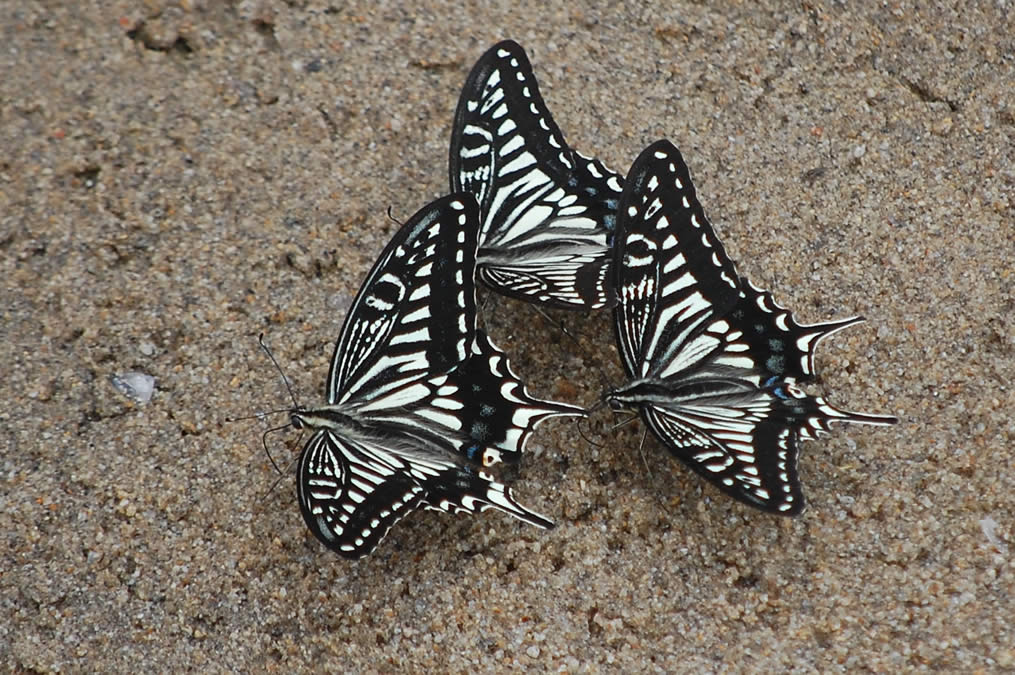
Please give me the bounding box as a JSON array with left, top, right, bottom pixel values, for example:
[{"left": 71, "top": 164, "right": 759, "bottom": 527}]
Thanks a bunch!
[
  {"left": 290, "top": 406, "right": 367, "bottom": 435},
  {"left": 292, "top": 401, "right": 511, "bottom": 471},
  {"left": 606, "top": 375, "right": 775, "bottom": 412}
]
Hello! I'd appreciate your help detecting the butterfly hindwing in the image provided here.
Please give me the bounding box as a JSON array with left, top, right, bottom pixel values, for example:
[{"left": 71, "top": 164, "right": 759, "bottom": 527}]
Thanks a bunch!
[
  {"left": 408, "top": 330, "right": 581, "bottom": 529},
  {"left": 446, "top": 330, "right": 583, "bottom": 464},
  {"left": 420, "top": 465, "right": 554, "bottom": 529},
  {"left": 450, "top": 40, "right": 623, "bottom": 309},
  {"left": 297, "top": 428, "right": 554, "bottom": 558},
  {"left": 609, "top": 140, "right": 897, "bottom": 514},
  {"left": 297, "top": 432, "right": 427, "bottom": 558},
  {"left": 636, "top": 386, "right": 806, "bottom": 513}
]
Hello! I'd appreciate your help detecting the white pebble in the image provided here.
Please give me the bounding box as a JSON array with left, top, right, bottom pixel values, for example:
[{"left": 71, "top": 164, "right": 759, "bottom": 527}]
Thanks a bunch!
[{"left": 110, "top": 372, "right": 155, "bottom": 404}]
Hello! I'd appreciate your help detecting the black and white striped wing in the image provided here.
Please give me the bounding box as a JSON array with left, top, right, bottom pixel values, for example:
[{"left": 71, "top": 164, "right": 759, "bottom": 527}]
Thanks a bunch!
[
  {"left": 611, "top": 140, "right": 896, "bottom": 514},
  {"left": 450, "top": 39, "right": 623, "bottom": 309},
  {"left": 634, "top": 379, "right": 877, "bottom": 514},
  {"left": 297, "top": 427, "right": 554, "bottom": 559},
  {"left": 612, "top": 141, "right": 742, "bottom": 380},
  {"left": 359, "top": 330, "right": 582, "bottom": 466},
  {"left": 297, "top": 431, "right": 427, "bottom": 558},
  {"left": 326, "top": 195, "right": 478, "bottom": 406},
  {"left": 356, "top": 328, "right": 580, "bottom": 523}
]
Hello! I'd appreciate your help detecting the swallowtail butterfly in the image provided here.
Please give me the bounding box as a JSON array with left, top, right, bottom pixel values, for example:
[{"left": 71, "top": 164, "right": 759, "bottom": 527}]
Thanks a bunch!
[
  {"left": 450, "top": 40, "right": 623, "bottom": 310},
  {"left": 290, "top": 194, "right": 582, "bottom": 558},
  {"left": 606, "top": 140, "right": 897, "bottom": 515}
]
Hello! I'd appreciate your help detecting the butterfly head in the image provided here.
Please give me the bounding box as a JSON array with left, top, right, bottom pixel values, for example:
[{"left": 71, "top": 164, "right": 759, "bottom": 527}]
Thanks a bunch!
[
  {"left": 289, "top": 408, "right": 308, "bottom": 430},
  {"left": 601, "top": 391, "right": 626, "bottom": 413}
]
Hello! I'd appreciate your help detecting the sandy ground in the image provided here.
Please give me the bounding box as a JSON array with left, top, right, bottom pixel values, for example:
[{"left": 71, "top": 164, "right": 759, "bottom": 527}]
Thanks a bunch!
[{"left": 3, "top": 1, "right": 1013, "bottom": 672}]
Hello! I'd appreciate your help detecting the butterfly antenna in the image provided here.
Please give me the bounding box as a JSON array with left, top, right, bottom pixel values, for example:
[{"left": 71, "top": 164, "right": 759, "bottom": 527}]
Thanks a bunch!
[
  {"left": 608, "top": 412, "right": 641, "bottom": 433},
  {"left": 575, "top": 399, "right": 610, "bottom": 447},
  {"left": 386, "top": 206, "right": 404, "bottom": 227},
  {"left": 259, "top": 333, "right": 299, "bottom": 409},
  {"left": 636, "top": 426, "right": 654, "bottom": 480},
  {"left": 475, "top": 290, "right": 499, "bottom": 332},
  {"left": 632, "top": 425, "right": 680, "bottom": 518},
  {"left": 262, "top": 470, "right": 290, "bottom": 503},
  {"left": 575, "top": 416, "right": 605, "bottom": 448},
  {"left": 260, "top": 421, "right": 292, "bottom": 476},
  {"left": 226, "top": 407, "right": 292, "bottom": 423},
  {"left": 260, "top": 425, "right": 305, "bottom": 502}
]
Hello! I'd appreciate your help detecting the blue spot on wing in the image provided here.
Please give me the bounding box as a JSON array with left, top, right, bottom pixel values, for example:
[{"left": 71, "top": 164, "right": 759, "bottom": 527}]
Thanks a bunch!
[{"left": 464, "top": 443, "right": 483, "bottom": 461}]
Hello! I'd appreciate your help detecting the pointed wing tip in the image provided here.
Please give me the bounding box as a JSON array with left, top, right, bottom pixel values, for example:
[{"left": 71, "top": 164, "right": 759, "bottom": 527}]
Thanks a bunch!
[
  {"left": 822, "top": 397, "right": 899, "bottom": 427},
  {"left": 642, "top": 138, "right": 680, "bottom": 156},
  {"left": 632, "top": 140, "right": 692, "bottom": 177},
  {"left": 845, "top": 411, "right": 900, "bottom": 427},
  {"left": 477, "top": 40, "right": 530, "bottom": 69},
  {"left": 490, "top": 38, "right": 524, "bottom": 52},
  {"left": 517, "top": 508, "right": 555, "bottom": 530},
  {"left": 495, "top": 485, "right": 556, "bottom": 530},
  {"left": 534, "top": 402, "right": 589, "bottom": 429},
  {"left": 817, "top": 314, "right": 866, "bottom": 336},
  {"left": 550, "top": 401, "right": 589, "bottom": 418}
]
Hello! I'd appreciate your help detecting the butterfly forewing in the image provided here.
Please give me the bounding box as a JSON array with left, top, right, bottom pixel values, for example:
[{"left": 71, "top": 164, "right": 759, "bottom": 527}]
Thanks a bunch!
[
  {"left": 610, "top": 140, "right": 897, "bottom": 515},
  {"left": 613, "top": 142, "right": 742, "bottom": 379},
  {"left": 450, "top": 39, "right": 623, "bottom": 309},
  {"left": 326, "top": 198, "right": 478, "bottom": 405}
]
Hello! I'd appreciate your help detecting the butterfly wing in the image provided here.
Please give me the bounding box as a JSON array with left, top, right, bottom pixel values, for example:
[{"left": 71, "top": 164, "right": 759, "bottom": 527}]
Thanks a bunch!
[
  {"left": 347, "top": 329, "right": 582, "bottom": 524},
  {"left": 297, "top": 430, "right": 427, "bottom": 558},
  {"left": 327, "top": 194, "right": 479, "bottom": 406},
  {"left": 612, "top": 140, "right": 896, "bottom": 514},
  {"left": 297, "top": 425, "right": 556, "bottom": 559},
  {"left": 419, "top": 465, "right": 554, "bottom": 529},
  {"left": 450, "top": 40, "right": 623, "bottom": 309},
  {"left": 612, "top": 140, "right": 743, "bottom": 380},
  {"left": 401, "top": 330, "right": 585, "bottom": 466},
  {"left": 637, "top": 393, "right": 805, "bottom": 513}
]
